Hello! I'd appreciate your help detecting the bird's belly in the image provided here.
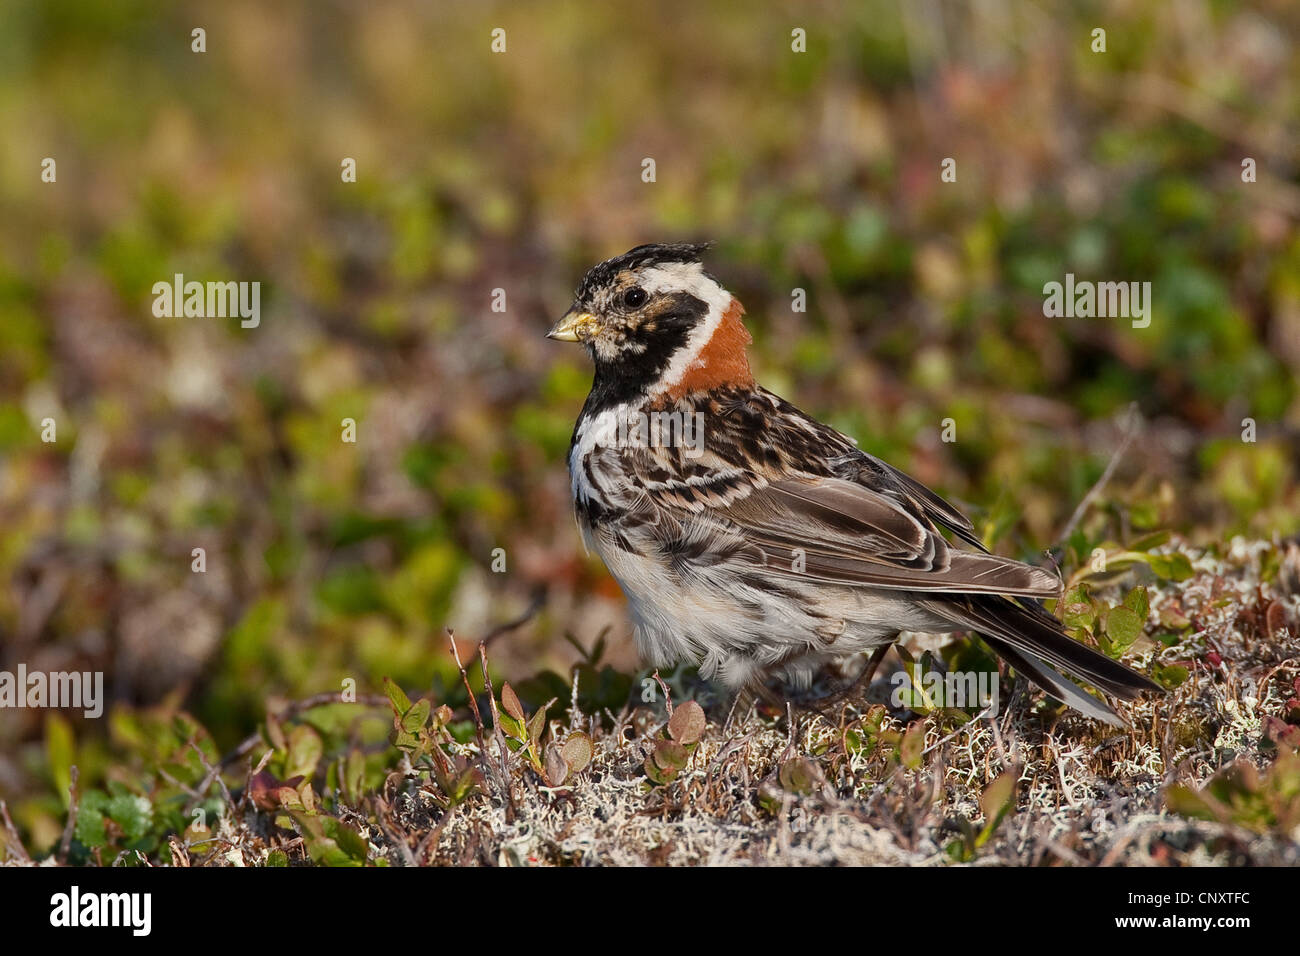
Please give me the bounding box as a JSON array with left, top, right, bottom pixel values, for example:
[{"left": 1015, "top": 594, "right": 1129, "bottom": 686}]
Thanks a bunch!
[
  {"left": 590, "top": 535, "right": 727, "bottom": 667},
  {"left": 587, "top": 523, "right": 952, "bottom": 689}
]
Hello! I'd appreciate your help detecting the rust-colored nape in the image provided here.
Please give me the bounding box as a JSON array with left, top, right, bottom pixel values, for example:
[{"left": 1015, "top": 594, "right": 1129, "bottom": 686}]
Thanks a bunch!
[{"left": 660, "top": 298, "right": 754, "bottom": 402}]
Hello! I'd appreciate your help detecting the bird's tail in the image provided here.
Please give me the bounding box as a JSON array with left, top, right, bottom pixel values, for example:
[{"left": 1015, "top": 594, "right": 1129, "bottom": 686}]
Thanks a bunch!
[{"left": 922, "top": 594, "right": 1162, "bottom": 727}]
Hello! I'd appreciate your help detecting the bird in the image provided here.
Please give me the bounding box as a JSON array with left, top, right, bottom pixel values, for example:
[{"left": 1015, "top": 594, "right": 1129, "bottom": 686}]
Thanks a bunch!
[{"left": 548, "top": 242, "right": 1161, "bottom": 726}]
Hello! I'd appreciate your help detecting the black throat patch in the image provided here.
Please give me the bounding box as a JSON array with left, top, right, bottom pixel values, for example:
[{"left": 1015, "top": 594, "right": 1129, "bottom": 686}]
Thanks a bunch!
[{"left": 575, "top": 290, "right": 710, "bottom": 425}]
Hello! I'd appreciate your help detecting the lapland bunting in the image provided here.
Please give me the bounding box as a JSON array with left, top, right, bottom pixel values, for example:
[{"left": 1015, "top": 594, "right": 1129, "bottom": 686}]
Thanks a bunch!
[{"left": 548, "top": 242, "right": 1159, "bottom": 725}]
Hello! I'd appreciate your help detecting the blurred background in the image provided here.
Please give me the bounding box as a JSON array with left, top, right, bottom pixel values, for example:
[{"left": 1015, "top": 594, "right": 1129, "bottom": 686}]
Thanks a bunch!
[{"left": 0, "top": 0, "right": 1297, "bottom": 847}]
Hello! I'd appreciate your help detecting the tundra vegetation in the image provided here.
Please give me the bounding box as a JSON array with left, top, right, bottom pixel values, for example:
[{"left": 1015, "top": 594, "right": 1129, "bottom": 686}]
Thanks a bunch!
[{"left": 0, "top": 2, "right": 1296, "bottom": 865}]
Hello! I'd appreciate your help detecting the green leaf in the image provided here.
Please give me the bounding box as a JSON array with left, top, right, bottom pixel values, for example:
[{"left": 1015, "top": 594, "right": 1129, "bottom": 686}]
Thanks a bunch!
[
  {"left": 1152, "top": 663, "right": 1190, "bottom": 688},
  {"left": 979, "top": 772, "right": 1015, "bottom": 824},
  {"left": 450, "top": 768, "right": 480, "bottom": 802},
  {"left": 265, "top": 712, "right": 286, "bottom": 752},
  {"left": 527, "top": 705, "right": 548, "bottom": 750},
  {"left": 976, "top": 771, "right": 1016, "bottom": 847},
  {"left": 561, "top": 732, "right": 593, "bottom": 773},
  {"left": 1122, "top": 585, "right": 1150, "bottom": 621},
  {"left": 497, "top": 711, "right": 526, "bottom": 741},
  {"left": 778, "top": 756, "right": 819, "bottom": 795},
  {"left": 900, "top": 720, "right": 925, "bottom": 769},
  {"left": 1099, "top": 550, "right": 1153, "bottom": 573},
  {"left": 644, "top": 753, "right": 676, "bottom": 785},
  {"left": 342, "top": 748, "right": 365, "bottom": 805},
  {"left": 45, "top": 713, "right": 75, "bottom": 810},
  {"left": 384, "top": 678, "right": 412, "bottom": 716},
  {"left": 1158, "top": 604, "right": 1192, "bottom": 630},
  {"left": 653, "top": 739, "right": 689, "bottom": 771},
  {"left": 1128, "top": 530, "right": 1171, "bottom": 552},
  {"left": 1105, "top": 606, "right": 1143, "bottom": 651},
  {"left": 400, "top": 699, "right": 431, "bottom": 735},
  {"left": 1165, "top": 785, "right": 1219, "bottom": 823},
  {"left": 1062, "top": 586, "right": 1096, "bottom": 629},
  {"left": 106, "top": 794, "right": 153, "bottom": 843},
  {"left": 291, "top": 811, "right": 369, "bottom": 867},
  {"left": 74, "top": 791, "right": 110, "bottom": 848},
  {"left": 1148, "top": 552, "right": 1195, "bottom": 581},
  {"left": 861, "top": 705, "right": 888, "bottom": 736},
  {"left": 326, "top": 818, "right": 370, "bottom": 862},
  {"left": 284, "top": 725, "right": 323, "bottom": 781},
  {"left": 946, "top": 838, "right": 974, "bottom": 863}
]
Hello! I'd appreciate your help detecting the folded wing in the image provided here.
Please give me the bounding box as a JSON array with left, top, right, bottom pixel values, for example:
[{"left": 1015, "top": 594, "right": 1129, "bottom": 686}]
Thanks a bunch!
[{"left": 707, "top": 475, "right": 1062, "bottom": 598}]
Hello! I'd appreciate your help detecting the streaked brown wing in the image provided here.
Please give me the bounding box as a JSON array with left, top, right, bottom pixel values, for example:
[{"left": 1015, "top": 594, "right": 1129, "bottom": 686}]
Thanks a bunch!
[
  {"left": 620, "top": 389, "right": 1057, "bottom": 598},
  {"left": 680, "top": 474, "right": 1061, "bottom": 598},
  {"left": 861, "top": 453, "right": 988, "bottom": 553}
]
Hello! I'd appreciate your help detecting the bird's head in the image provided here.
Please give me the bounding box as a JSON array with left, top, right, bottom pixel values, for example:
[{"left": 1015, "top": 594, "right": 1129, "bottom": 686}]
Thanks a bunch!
[{"left": 549, "top": 242, "right": 754, "bottom": 406}]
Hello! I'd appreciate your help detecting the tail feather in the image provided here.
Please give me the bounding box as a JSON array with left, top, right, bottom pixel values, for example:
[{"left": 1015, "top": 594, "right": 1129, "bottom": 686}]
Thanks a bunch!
[
  {"left": 979, "top": 634, "right": 1125, "bottom": 726},
  {"left": 922, "top": 593, "right": 1161, "bottom": 725}
]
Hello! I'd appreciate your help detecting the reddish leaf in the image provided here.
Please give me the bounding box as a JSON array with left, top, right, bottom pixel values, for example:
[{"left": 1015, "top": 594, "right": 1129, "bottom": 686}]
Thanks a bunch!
[
  {"left": 501, "top": 683, "right": 525, "bottom": 722},
  {"left": 248, "top": 770, "right": 305, "bottom": 811},
  {"left": 544, "top": 742, "right": 569, "bottom": 787},
  {"left": 668, "top": 700, "right": 706, "bottom": 745},
  {"left": 653, "top": 739, "right": 689, "bottom": 771}
]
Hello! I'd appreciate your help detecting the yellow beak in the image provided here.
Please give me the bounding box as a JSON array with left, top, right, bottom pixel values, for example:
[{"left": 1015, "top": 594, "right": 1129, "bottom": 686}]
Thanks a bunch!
[{"left": 547, "top": 310, "right": 599, "bottom": 343}]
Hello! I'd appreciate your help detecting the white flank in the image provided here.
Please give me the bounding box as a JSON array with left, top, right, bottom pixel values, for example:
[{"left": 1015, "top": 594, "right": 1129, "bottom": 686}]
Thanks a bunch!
[{"left": 568, "top": 405, "right": 624, "bottom": 498}]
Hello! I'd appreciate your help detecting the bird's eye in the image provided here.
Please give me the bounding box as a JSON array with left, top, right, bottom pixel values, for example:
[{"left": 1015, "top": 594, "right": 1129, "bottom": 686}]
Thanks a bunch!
[{"left": 622, "top": 287, "right": 648, "bottom": 308}]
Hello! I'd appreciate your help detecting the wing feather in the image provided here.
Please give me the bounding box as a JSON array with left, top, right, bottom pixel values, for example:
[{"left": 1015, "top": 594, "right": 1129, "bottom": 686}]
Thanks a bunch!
[{"left": 716, "top": 476, "right": 1061, "bottom": 597}]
